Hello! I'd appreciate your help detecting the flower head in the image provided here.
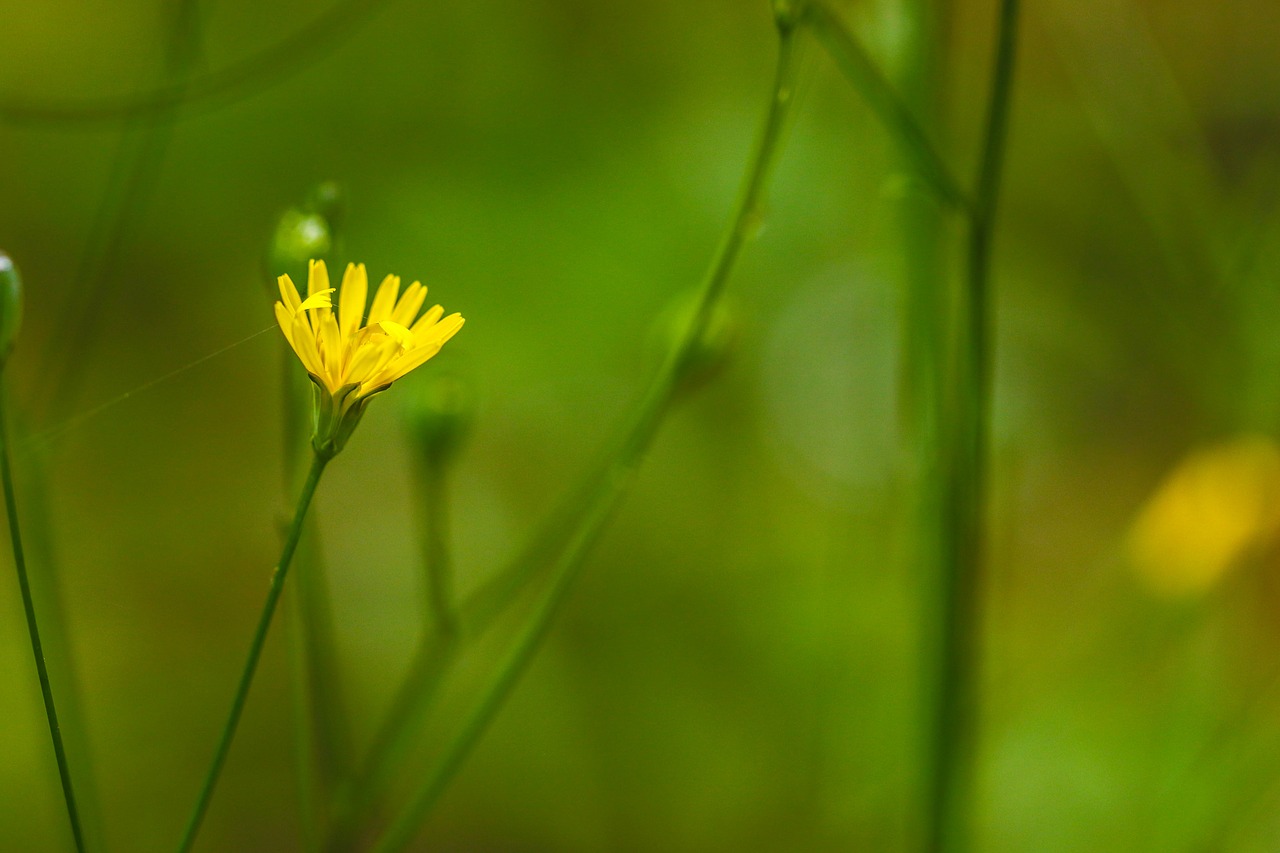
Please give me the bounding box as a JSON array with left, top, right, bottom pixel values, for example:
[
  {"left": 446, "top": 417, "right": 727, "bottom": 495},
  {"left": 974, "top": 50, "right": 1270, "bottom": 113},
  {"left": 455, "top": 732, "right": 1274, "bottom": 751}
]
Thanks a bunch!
[{"left": 275, "top": 259, "right": 464, "bottom": 457}]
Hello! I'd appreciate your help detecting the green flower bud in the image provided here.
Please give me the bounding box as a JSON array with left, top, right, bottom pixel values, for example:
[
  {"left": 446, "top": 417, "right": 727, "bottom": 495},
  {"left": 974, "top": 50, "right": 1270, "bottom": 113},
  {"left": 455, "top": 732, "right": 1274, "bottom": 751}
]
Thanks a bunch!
[
  {"left": 269, "top": 208, "right": 332, "bottom": 281},
  {"left": 0, "top": 252, "right": 23, "bottom": 369},
  {"left": 772, "top": 0, "right": 806, "bottom": 32},
  {"left": 303, "top": 181, "right": 347, "bottom": 234},
  {"left": 403, "top": 372, "right": 475, "bottom": 463}
]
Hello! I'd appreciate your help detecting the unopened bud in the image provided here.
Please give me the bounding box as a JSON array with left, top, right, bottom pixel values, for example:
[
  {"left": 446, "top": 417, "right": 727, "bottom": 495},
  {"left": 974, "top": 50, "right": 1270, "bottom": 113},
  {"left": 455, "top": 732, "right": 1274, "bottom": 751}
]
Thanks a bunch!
[
  {"left": 0, "top": 253, "right": 23, "bottom": 369},
  {"left": 269, "top": 209, "right": 332, "bottom": 279},
  {"left": 403, "top": 372, "right": 475, "bottom": 463},
  {"left": 773, "top": 0, "right": 806, "bottom": 32},
  {"left": 303, "top": 181, "right": 346, "bottom": 234}
]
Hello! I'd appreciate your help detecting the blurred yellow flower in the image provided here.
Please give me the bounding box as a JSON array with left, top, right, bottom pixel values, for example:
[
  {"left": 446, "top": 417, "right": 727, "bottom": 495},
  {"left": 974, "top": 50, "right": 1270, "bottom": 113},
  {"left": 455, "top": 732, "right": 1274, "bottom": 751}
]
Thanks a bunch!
[
  {"left": 275, "top": 259, "right": 464, "bottom": 456},
  {"left": 1127, "top": 435, "right": 1280, "bottom": 598}
]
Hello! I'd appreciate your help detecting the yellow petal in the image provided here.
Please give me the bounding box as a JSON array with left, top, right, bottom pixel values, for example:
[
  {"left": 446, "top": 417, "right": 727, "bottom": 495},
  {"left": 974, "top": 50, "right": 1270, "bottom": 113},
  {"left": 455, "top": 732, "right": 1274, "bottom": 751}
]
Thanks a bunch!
[
  {"left": 390, "top": 282, "right": 426, "bottom": 326},
  {"left": 274, "top": 302, "right": 295, "bottom": 346},
  {"left": 297, "top": 288, "right": 335, "bottom": 312},
  {"left": 307, "top": 259, "right": 331, "bottom": 296},
  {"left": 319, "top": 312, "right": 343, "bottom": 379},
  {"left": 379, "top": 343, "right": 442, "bottom": 385},
  {"left": 308, "top": 259, "right": 333, "bottom": 327},
  {"left": 417, "top": 313, "right": 465, "bottom": 348},
  {"left": 409, "top": 305, "right": 444, "bottom": 337},
  {"left": 338, "top": 263, "right": 368, "bottom": 342},
  {"left": 367, "top": 275, "right": 400, "bottom": 325},
  {"left": 278, "top": 275, "right": 302, "bottom": 314},
  {"left": 344, "top": 339, "right": 384, "bottom": 385},
  {"left": 290, "top": 311, "right": 326, "bottom": 380},
  {"left": 377, "top": 320, "right": 415, "bottom": 349}
]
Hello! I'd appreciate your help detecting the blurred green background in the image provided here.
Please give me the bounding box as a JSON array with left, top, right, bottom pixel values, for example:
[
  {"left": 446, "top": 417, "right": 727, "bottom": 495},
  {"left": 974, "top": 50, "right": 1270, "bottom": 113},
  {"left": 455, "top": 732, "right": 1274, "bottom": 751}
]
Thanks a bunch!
[{"left": 3, "top": 0, "right": 1280, "bottom": 850}]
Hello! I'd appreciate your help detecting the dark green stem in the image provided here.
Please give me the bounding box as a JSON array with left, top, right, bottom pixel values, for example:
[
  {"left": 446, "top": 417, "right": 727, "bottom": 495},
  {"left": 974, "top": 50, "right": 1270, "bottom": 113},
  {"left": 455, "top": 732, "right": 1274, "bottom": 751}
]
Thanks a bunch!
[
  {"left": 924, "top": 1, "right": 1019, "bottom": 851},
  {"left": 805, "top": 1, "right": 971, "bottom": 212},
  {"left": 1, "top": 386, "right": 85, "bottom": 851},
  {"left": 178, "top": 451, "right": 331, "bottom": 853},
  {"left": 368, "top": 24, "right": 803, "bottom": 852}
]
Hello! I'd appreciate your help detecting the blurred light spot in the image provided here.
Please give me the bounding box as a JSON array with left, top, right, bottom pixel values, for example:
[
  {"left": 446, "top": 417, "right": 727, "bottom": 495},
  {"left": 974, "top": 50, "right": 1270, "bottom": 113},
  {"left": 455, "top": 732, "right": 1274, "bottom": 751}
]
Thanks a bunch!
[
  {"left": 759, "top": 263, "right": 897, "bottom": 500},
  {"left": 1127, "top": 435, "right": 1280, "bottom": 597}
]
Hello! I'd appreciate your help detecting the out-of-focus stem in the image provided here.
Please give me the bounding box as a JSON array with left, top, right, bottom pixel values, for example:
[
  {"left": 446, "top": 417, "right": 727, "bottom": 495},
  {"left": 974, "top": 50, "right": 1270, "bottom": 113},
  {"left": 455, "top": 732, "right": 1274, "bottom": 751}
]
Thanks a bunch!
[
  {"left": 924, "top": 1, "right": 1019, "bottom": 851},
  {"left": 367, "top": 21, "right": 804, "bottom": 852},
  {"left": 805, "top": 1, "right": 971, "bottom": 212},
  {"left": 0, "top": 0, "right": 397, "bottom": 125},
  {"left": 178, "top": 452, "right": 330, "bottom": 853},
  {"left": 32, "top": 0, "right": 204, "bottom": 424}
]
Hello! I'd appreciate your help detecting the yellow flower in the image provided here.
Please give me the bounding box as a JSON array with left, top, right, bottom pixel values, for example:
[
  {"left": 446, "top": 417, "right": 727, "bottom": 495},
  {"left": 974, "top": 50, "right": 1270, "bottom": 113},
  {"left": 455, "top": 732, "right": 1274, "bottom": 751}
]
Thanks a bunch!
[
  {"left": 1127, "top": 435, "right": 1280, "bottom": 598},
  {"left": 275, "top": 259, "right": 464, "bottom": 456}
]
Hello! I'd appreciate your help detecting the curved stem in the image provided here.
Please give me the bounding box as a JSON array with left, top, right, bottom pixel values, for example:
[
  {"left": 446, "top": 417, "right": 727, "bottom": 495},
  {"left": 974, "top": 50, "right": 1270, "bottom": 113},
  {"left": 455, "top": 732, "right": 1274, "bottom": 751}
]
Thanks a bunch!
[
  {"left": 0, "top": 386, "right": 85, "bottom": 851},
  {"left": 0, "top": 0, "right": 396, "bottom": 126},
  {"left": 33, "top": 0, "right": 204, "bottom": 424},
  {"left": 372, "top": 493, "right": 617, "bottom": 853},
  {"left": 178, "top": 451, "right": 330, "bottom": 853},
  {"left": 924, "top": 1, "right": 1019, "bottom": 851},
  {"left": 368, "top": 24, "right": 804, "bottom": 852}
]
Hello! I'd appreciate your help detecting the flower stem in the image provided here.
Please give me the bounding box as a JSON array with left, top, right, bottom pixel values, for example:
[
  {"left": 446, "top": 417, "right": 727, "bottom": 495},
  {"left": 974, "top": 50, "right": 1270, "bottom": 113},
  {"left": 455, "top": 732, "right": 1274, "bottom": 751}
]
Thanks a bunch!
[
  {"left": 0, "top": 386, "right": 85, "bottom": 852},
  {"left": 178, "top": 451, "right": 331, "bottom": 853},
  {"left": 368, "top": 23, "right": 803, "bottom": 852},
  {"left": 924, "top": 1, "right": 1019, "bottom": 851}
]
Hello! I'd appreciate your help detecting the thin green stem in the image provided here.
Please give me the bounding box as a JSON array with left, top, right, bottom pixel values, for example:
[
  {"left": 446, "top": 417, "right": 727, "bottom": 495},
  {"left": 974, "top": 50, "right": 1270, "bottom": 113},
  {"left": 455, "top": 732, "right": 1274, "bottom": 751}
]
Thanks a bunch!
[
  {"left": 924, "top": 1, "right": 1019, "bottom": 851},
  {"left": 33, "top": 0, "right": 204, "bottom": 424},
  {"left": 178, "top": 451, "right": 331, "bottom": 853},
  {"left": 367, "top": 25, "right": 803, "bottom": 851},
  {"left": 0, "top": 0, "right": 396, "bottom": 126},
  {"left": 2, "top": 387, "right": 85, "bottom": 851},
  {"left": 804, "top": 1, "right": 972, "bottom": 213},
  {"left": 372, "top": 494, "right": 618, "bottom": 853}
]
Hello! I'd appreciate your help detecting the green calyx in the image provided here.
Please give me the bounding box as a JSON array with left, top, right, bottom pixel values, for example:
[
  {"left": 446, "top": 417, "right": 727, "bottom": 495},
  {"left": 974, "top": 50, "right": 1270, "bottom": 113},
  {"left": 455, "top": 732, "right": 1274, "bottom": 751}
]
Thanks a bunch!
[
  {"left": 309, "top": 377, "right": 388, "bottom": 459},
  {"left": 403, "top": 373, "right": 474, "bottom": 463}
]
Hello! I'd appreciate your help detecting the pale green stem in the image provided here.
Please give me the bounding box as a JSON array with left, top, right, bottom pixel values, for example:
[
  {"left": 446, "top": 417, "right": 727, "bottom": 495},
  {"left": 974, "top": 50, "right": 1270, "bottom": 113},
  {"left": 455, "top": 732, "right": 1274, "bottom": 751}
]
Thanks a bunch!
[
  {"left": 368, "top": 23, "right": 803, "bottom": 852},
  {"left": 805, "top": 1, "right": 971, "bottom": 212},
  {"left": 178, "top": 451, "right": 330, "bottom": 853},
  {"left": 924, "top": 1, "right": 1019, "bottom": 851}
]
